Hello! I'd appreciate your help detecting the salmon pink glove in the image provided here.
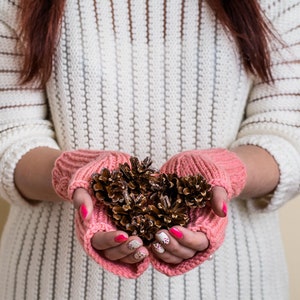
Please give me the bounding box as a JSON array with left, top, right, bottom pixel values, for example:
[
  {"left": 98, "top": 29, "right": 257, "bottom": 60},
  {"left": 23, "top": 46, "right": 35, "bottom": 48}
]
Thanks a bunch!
[
  {"left": 150, "top": 148, "right": 247, "bottom": 276},
  {"left": 52, "top": 149, "right": 105, "bottom": 200},
  {"left": 52, "top": 150, "right": 150, "bottom": 278}
]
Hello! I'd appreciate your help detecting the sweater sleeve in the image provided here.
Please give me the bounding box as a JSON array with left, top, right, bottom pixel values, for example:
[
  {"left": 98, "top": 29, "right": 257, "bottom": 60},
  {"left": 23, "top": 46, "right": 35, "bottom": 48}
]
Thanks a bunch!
[
  {"left": 231, "top": 2, "right": 300, "bottom": 211},
  {"left": 0, "top": 3, "right": 60, "bottom": 207}
]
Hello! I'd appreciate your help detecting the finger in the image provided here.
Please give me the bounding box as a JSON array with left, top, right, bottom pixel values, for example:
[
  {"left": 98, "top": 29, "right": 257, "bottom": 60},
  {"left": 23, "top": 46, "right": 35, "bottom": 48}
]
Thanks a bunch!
[
  {"left": 151, "top": 230, "right": 197, "bottom": 262},
  {"left": 210, "top": 186, "right": 228, "bottom": 217},
  {"left": 73, "top": 188, "right": 94, "bottom": 220},
  {"left": 152, "top": 242, "right": 184, "bottom": 264},
  {"left": 91, "top": 230, "right": 129, "bottom": 251},
  {"left": 92, "top": 232, "right": 148, "bottom": 263},
  {"left": 102, "top": 236, "right": 145, "bottom": 261},
  {"left": 168, "top": 226, "right": 209, "bottom": 251},
  {"left": 120, "top": 247, "right": 149, "bottom": 264},
  {"left": 110, "top": 243, "right": 149, "bottom": 264}
]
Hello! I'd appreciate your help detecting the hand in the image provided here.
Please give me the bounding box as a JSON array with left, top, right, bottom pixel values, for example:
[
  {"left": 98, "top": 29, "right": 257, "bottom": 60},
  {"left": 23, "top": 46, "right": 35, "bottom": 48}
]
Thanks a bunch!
[
  {"left": 52, "top": 149, "right": 131, "bottom": 201},
  {"left": 151, "top": 186, "right": 225, "bottom": 264},
  {"left": 91, "top": 231, "right": 149, "bottom": 264},
  {"left": 52, "top": 150, "right": 151, "bottom": 278},
  {"left": 160, "top": 148, "right": 247, "bottom": 213},
  {"left": 151, "top": 226, "right": 208, "bottom": 264},
  {"left": 149, "top": 148, "right": 246, "bottom": 276},
  {"left": 73, "top": 188, "right": 149, "bottom": 264}
]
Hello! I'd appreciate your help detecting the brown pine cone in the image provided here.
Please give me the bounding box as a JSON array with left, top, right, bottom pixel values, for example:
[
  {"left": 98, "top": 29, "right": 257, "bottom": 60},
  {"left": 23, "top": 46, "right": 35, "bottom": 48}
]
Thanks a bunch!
[{"left": 90, "top": 156, "right": 212, "bottom": 244}]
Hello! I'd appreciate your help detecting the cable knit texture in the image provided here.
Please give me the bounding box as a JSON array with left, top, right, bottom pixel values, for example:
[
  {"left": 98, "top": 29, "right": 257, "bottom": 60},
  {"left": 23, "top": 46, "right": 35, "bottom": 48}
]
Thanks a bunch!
[
  {"left": 151, "top": 148, "right": 246, "bottom": 276},
  {"left": 1, "top": 0, "right": 300, "bottom": 299}
]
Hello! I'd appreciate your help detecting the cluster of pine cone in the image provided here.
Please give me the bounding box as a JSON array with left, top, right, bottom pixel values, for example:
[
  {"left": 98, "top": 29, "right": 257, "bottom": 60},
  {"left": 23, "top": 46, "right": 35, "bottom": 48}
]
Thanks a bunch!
[{"left": 90, "top": 157, "right": 212, "bottom": 245}]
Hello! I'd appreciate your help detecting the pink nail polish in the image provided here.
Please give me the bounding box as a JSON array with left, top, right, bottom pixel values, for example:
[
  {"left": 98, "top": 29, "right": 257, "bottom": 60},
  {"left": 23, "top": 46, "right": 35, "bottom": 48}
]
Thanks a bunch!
[
  {"left": 80, "top": 204, "right": 88, "bottom": 220},
  {"left": 169, "top": 227, "right": 183, "bottom": 239},
  {"left": 222, "top": 202, "right": 228, "bottom": 216},
  {"left": 114, "top": 234, "right": 128, "bottom": 243}
]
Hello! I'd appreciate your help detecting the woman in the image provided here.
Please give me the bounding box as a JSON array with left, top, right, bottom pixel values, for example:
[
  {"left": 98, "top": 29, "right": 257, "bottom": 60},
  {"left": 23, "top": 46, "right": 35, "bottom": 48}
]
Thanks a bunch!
[{"left": 0, "top": 0, "right": 299, "bottom": 299}]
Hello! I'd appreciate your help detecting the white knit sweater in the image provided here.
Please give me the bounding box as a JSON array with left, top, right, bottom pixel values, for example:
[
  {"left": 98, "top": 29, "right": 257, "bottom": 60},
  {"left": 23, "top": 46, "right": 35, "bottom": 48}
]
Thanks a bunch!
[{"left": 1, "top": 0, "right": 300, "bottom": 299}]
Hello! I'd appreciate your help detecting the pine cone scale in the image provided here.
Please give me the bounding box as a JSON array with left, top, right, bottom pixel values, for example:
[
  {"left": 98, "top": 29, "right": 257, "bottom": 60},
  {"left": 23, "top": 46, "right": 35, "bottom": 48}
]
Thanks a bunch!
[{"left": 90, "top": 156, "right": 212, "bottom": 245}]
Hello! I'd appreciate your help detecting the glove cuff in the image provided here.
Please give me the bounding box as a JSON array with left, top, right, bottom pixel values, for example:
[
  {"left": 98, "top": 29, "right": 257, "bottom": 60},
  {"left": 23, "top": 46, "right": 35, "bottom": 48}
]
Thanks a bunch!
[
  {"left": 161, "top": 148, "right": 247, "bottom": 199},
  {"left": 52, "top": 149, "right": 105, "bottom": 200},
  {"left": 200, "top": 148, "right": 247, "bottom": 198},
  {"left": 68, "top": 151, "right": 131, "bottom": 200}
]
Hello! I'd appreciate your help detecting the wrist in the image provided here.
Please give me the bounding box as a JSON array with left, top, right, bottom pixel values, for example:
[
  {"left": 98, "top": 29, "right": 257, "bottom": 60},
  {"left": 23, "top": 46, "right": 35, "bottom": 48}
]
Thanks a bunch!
[
  {"left": 231, "top": 145, "right": 279, "bottom": 198},
  {"left": 15, "top": 147, "right": 62, "bottom": 202}
]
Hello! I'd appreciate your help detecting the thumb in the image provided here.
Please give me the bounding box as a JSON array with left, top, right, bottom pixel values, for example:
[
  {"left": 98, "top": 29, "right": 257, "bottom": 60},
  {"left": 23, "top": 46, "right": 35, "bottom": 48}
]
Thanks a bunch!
[
  {"left": 73, "top": 188, "right": 94, "bottom": 220},
  {"left": 210, "top": 186, "right": 228, "bottom": 217}
]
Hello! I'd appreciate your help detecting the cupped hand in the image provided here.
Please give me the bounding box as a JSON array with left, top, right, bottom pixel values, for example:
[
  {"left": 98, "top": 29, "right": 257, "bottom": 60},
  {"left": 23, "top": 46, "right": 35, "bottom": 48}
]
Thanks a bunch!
[
  {"left": 151, "top": 226, "right": 209, "bottom": 264},
  {"left": 151, "top": 186, "right": 228, "bottom": 263},
  {"left": 72, "top": 185, "right": 227, "bottom": 265},
  {"left": 73, "top": 188, "right": 149, "bottom": 264},
  {"left": 91, "top": 231, "right": 149, "bottom": 264}
]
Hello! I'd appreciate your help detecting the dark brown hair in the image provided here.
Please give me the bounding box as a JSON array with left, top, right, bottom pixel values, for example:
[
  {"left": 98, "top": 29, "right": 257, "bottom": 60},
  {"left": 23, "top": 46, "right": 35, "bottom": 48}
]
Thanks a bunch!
[
  {"left": 19, "top": 0, "right": 276, "bottom": 85},
  {"left": 19, "top": 0, "right": 66, "bottom": 85}
]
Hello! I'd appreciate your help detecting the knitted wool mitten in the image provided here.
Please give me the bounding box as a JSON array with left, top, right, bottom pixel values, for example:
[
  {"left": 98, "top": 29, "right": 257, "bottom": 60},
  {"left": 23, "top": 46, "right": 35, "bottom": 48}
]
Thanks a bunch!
[
  {"left": 150, "top": 148, "right": 247, "bottom": 276},
  {"left": 52, "top": 150, "right": 150, "bottom": 278}
]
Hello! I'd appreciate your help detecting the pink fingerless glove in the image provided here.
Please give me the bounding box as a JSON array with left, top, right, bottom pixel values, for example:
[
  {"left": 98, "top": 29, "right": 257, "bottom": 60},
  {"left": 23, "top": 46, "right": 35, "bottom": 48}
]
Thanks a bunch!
[
  {"left": 52, "top": 149, "right": 104, "bottom": 200},
  {"left": 52, "top": 150, "right": 150, "bottom": 278},
  {"left": 150, "top": 148, "right": 247, "bottom": 276}
]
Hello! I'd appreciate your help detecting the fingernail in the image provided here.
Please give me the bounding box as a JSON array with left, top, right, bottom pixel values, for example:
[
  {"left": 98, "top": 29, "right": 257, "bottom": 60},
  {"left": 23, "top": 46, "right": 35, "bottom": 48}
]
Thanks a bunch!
[
  {"left": 114, "top": 234, "right": 128, "bottom": 243},
  {"left": 80, "top": 204, "right": 88, "bottom": 220},
  {"left": 169, "top": 227, "right": 183, "bottom": 239},
  {"left": 153, "top": 242, "right": 165, "bottom": 254},
  {"left": 128, "top": 240, "right": 142, "bottom": 250},
  {"left": 156, "top": 232, "right": 170, "bottom": 245},
  {"left": 222, "top": 201, "right": 228, "bottom": 216},
  {"left": 134, "top": 251, "right": 146, "bottom": 260}
]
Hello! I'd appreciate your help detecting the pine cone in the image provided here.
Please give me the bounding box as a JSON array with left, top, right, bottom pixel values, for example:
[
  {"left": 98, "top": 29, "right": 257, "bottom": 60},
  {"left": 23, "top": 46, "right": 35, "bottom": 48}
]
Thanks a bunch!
[{"left": 90, "top": 156, "right": 212, "bottom": 244}]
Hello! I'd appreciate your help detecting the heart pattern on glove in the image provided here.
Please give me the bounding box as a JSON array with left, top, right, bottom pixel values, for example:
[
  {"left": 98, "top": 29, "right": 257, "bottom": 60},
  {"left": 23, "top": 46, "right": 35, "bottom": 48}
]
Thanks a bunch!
[{"left": 90, "top": 156, "right": 212, "bottom": 244}]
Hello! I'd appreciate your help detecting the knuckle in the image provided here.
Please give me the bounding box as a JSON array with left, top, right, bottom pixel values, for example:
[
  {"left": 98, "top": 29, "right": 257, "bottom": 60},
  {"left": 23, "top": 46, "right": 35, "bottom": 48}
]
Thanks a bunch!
[
  {"left": 164, "top": 244, "right": 178, "bottom": 253},
  {"left": 103, "top": 250, "right": 117, "bottom": 261},
  {"left": 192, "top": 232, "right": 209, "bottom": 251},
  {"left": 118, "top": 246, "right": 132, "bottom": 257},
  {"left": 197, "top": 239, "right": 209, "bottom": 251},
  {"left": 165, "top": 256, "right": 183, "bottom": 264},
  {"left": 91, "top": 235, "right": 102, "bottom": 250},
  {"left": 181, "top": 251, "right": 196, "bottom": 260}
]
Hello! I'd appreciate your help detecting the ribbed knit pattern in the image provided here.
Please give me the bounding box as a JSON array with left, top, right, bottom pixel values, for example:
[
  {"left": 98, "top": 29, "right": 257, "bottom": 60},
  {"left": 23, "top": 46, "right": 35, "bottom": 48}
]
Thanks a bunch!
[
  {"left": 52, "top": 150, "right": 151, "bottom": 278},
  {"left": 52, "top": 149, "right": 106, "bottom": 200},
  {"left": 68, "top": 151, "right": 131, "bottom": 198},
  {"left": 75, "top": 204, "right": 150, "bottom": 279},
  {"left": 149, "top": 148, "right": 246, "bottom": 276},
  {"left": 151, "top": 207, "right": 228, "bottom": 276},
  {"left": 160, "top": 148, "right": 247, "bottom": 198},
  {"left": 1, "top": 0, "right": 300, "bottom": 299},
  {"left": 52, "top": 150, "right": 131, "bottom": 200}
]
